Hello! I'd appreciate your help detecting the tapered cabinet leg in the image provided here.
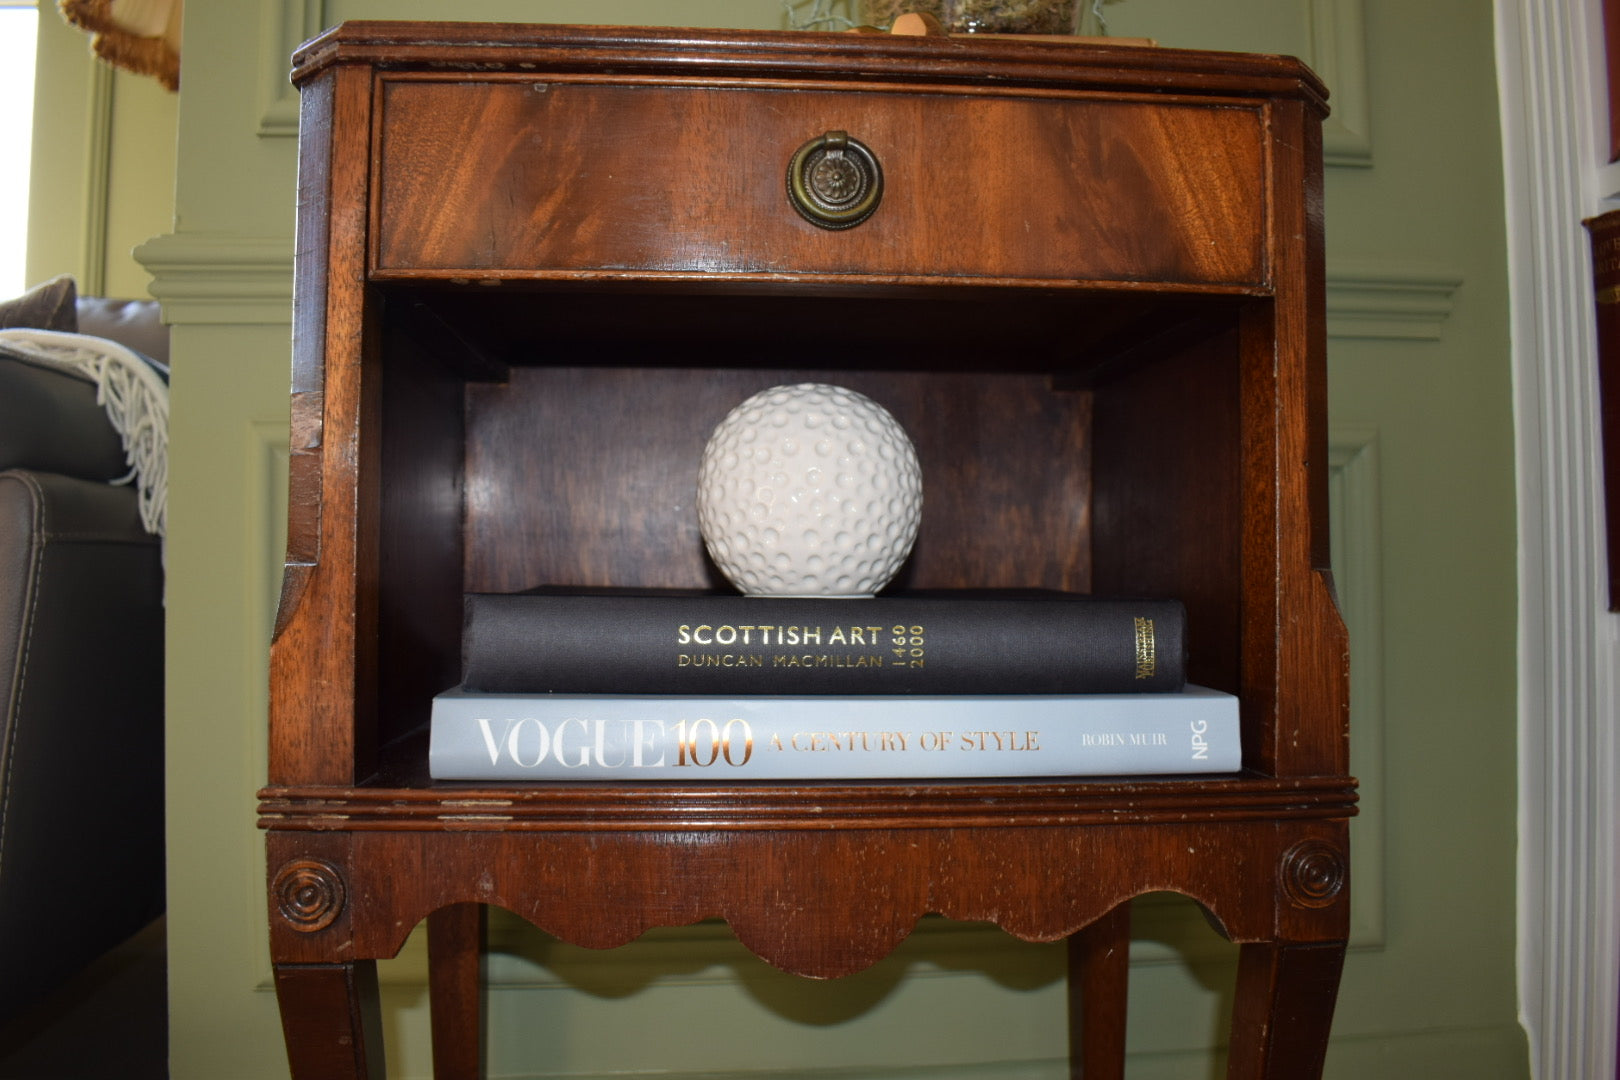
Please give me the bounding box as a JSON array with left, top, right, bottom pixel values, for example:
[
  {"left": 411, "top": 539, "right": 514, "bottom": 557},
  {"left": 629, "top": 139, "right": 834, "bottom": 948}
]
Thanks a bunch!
[
  {"left": 429, "top": 902, "right": 487, "bottom": 1080},
  {"left": 1067, "top": 902, "right": 1132, "bottom": 1080},
  {"left": 1225, "top": 941, "right": 1347, "bottom": 1079},
  {"left": 274, "top": 961, "right": 386, "bottom": 1080}
]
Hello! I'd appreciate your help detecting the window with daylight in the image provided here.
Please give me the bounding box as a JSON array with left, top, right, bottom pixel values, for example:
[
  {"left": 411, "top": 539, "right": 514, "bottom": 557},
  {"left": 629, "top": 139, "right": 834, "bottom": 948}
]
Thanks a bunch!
[{"left": 0, "top": 2, "right": 38, "bottom": 296}]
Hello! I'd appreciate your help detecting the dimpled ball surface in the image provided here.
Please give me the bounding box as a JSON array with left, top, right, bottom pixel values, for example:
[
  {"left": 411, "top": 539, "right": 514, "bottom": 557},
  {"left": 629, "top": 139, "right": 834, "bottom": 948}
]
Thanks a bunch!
[{"left": 698, "top": 383, "right": 922, "bottom": 597}]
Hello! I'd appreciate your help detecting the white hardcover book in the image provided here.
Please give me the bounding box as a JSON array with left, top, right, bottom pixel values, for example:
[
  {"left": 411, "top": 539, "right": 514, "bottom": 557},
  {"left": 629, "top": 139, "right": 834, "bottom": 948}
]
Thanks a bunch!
[{"left": 428, "top": 685, "right": 1241, "bottom": 781}]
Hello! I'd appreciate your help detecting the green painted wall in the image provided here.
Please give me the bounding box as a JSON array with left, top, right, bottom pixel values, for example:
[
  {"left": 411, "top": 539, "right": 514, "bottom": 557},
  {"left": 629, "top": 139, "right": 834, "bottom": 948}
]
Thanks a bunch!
[
  {"left": 24, "top": 0, "right": 1524, "bottom": 1075},
  {"left": 1105, "top": 2, "right": 1523, "bottom": 1071}
]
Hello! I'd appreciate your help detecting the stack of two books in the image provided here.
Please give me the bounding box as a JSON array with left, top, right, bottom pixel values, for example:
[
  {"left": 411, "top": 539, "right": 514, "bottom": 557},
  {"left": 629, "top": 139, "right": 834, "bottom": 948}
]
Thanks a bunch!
[{"left": 429, "top": 590, "right": 1242, "bottom": 781}]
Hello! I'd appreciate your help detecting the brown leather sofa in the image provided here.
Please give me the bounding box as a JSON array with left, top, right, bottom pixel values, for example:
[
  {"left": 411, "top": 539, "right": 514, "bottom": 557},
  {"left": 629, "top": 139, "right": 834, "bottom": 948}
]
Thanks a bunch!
[{"left": 0, "top": 277, "right": 167, "bottom": 1021}]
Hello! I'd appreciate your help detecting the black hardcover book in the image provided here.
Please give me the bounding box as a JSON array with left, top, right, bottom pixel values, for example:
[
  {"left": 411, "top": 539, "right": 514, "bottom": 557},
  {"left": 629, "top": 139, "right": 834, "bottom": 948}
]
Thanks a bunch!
[{"left": 460, "top": 589, "right": 1187, "bottom": 695}]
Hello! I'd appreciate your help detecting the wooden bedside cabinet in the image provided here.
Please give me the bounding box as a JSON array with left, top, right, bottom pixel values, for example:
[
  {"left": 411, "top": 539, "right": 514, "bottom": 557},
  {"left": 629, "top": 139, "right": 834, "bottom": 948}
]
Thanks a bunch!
[{"left": 260, "top": 22, "right": 1353, "bottom": 1079}]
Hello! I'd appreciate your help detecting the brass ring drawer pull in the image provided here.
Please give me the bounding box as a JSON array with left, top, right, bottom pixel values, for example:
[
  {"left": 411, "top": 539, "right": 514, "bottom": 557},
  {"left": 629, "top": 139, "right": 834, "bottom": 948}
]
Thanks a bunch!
[{"left": 786, "top": 131, "right": 884, "bottom": 230}]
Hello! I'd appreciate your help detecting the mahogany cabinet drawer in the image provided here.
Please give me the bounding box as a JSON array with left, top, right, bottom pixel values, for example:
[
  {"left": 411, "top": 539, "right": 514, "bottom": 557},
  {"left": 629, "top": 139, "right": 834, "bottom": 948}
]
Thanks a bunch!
[{"left": 372, "top": 76, "right": 1269, "bottom": 288}]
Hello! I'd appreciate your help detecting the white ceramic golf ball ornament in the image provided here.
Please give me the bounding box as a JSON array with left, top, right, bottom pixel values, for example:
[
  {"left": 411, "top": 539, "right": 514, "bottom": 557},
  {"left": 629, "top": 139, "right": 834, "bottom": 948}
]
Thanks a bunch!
[{"left": 698, "top": 383, "right": 922, "bottom": 598}]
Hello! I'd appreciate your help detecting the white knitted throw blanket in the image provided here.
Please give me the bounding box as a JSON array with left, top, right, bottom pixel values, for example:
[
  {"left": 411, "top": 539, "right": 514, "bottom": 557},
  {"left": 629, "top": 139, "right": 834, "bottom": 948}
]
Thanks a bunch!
[{"left": 0, "top": 327, "right": 168, "bottom": 539}]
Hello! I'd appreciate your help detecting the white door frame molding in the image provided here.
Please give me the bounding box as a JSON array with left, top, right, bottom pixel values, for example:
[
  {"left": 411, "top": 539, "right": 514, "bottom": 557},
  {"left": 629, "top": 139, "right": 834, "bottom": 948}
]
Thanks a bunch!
[{"left": 1496, "top": 1, "right": 1620, "bottom": 1076}]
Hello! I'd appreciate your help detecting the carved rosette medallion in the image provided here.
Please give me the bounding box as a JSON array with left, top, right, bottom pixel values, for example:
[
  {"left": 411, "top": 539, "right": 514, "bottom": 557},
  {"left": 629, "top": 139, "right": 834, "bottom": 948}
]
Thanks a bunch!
[
  {"left": 1279, "top": 839, "right": 1347, "bottom": 909},
  {"left": 273, "top": 858, "right": 347, "bottom": 933},
  {"left": 810, "top": 153, "right": 863, "bottom": 204}
]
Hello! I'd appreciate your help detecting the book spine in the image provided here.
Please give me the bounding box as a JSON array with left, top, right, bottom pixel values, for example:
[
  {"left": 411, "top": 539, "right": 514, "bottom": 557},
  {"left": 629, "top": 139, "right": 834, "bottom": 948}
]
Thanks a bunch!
[
  {"left": 461, "top": 594, "right": 1187, "bottom": 695},
  {"left": 428, "top": 687, "right": 1239, "bottom": 780}
]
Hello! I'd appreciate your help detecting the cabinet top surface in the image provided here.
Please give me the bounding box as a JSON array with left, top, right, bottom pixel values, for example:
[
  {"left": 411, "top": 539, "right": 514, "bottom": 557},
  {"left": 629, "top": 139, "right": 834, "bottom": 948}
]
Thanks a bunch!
[{"left": 292, "top": 20, "right": 1327, "bottom": 110}]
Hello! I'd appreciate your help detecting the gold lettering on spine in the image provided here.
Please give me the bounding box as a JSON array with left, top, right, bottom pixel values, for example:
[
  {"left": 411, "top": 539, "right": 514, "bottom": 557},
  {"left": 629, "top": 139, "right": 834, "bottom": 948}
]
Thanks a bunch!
[
  {"left": 676, "top": 654, "right": 764, "bottom": 667},
  {"left": 788, "top": 729, "right": 910, "bottom": 751},
  {"left": 678, "top": 624, "right": 889, "bottom": 646},
  {"left": 1134, "top": 617, "right": 1157, "bottom": 679},
  {"left": 671, "top": 718, "right": 754, "bottom": 766}
]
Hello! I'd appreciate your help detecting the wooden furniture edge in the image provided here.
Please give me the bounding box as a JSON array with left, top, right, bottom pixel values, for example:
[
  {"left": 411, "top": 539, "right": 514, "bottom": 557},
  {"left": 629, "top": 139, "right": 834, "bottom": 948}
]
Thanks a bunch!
[
  {"left": 259, "top": 776, "right": 1360, "bottom": 831},
  {"left": 288, "top": 22, "right": 1330, "bottom": 113}
]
